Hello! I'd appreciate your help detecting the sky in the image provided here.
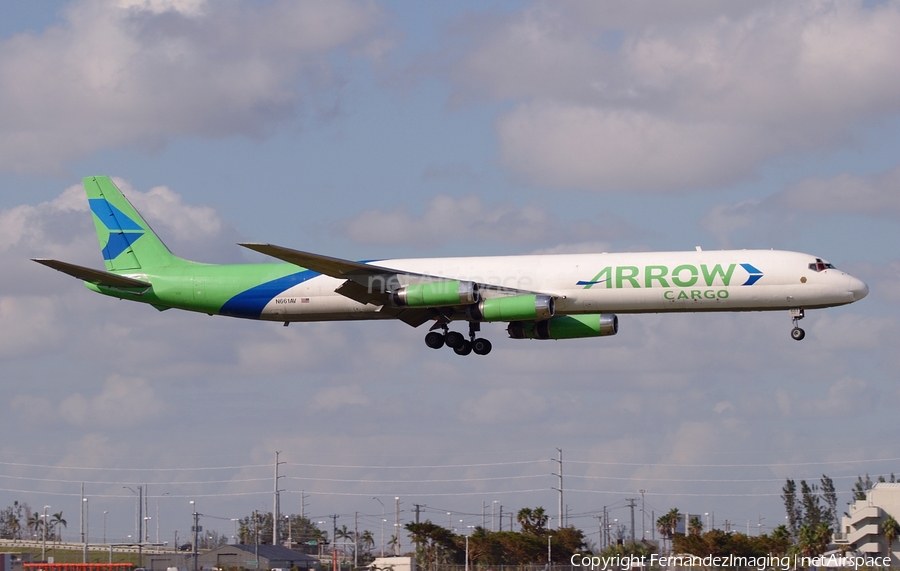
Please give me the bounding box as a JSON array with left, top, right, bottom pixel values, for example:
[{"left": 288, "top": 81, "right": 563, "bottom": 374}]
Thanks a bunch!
[{"left": 2, "top": 0, "right": 900, "bottom": 551}]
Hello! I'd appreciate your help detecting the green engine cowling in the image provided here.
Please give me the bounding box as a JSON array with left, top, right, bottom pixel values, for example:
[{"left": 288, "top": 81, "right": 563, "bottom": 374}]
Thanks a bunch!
[
  {"left": 507, "top": 314, "right": 618, "bottom": 340},
  {"left": 466, "top": 294, "right": 555, "bottom": 322},
  {"left": 391, "top": 280, "right": 479, "bottom": 307}
]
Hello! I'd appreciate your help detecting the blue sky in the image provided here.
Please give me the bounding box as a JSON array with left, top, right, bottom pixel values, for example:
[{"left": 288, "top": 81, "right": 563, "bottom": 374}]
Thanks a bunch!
[{"left": 1, "top": 0, "right": 899, "bottom": 549}]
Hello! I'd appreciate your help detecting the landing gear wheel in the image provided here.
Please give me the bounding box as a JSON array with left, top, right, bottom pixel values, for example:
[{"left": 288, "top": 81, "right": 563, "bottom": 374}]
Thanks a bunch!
[
  {"left": 472, "top": 338, "right": 492, "bottom": 355},
  {"left": 453, "top": 340, "right": 472, "bottom": 356},
  {"left": 445, "top": 331, "right": 465, "bottom": 348},
  {"left": 789, "top": 308, "right": 806, "bottom": 341},
  {"left": 424, "top": 331, "right": 445, "bottom": 349}
]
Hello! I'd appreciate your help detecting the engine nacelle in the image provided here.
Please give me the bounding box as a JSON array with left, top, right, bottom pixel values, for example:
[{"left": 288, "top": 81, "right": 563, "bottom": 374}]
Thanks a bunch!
[
  {"left": 508, "top": 314, "right": 618, "bottom": 340},
  {"left": 391, "top": 280, "right": 479, "bottom": 307},
  {"left": 467, "top": 294, "right": 554, "bottom": 322}
]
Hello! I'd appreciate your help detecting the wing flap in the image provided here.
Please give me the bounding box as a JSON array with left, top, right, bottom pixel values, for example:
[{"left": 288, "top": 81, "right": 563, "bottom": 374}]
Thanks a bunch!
[{"left": 32, "top": 258, "right": 151, "bottom": 289}]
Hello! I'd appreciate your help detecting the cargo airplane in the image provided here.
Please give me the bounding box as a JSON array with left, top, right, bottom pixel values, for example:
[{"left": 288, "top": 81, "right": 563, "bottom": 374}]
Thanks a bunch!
[{"left": 34, "top": 176, "right": 869, "bottom": 356}]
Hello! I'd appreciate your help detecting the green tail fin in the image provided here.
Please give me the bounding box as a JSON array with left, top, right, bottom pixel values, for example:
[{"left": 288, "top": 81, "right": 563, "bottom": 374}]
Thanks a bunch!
[{"left": 85, "top": 176, "right": 186, "bottom": 271}]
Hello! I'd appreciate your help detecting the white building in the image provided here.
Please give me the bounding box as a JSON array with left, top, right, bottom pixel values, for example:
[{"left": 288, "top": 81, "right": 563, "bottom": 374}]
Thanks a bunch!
[{"left": 834, "top": 483, "right": 900, "bottom": 558}]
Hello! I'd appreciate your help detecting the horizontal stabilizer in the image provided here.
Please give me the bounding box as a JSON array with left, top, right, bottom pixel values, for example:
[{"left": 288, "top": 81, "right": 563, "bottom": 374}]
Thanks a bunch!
[{"left": 32, "top": 259, "right": 151, "bottom": 288}]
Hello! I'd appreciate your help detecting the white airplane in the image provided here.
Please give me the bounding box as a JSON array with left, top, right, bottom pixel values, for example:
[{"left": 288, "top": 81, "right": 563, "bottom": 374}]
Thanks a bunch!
[{"left": 34, "top": 177, "right": 869, "bottom": 356}]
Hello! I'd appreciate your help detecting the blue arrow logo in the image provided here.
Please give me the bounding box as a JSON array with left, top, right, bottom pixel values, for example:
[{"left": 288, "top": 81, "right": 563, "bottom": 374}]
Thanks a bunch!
[{"left": 740, "top": 263, "right": 763, "bottom": 285}]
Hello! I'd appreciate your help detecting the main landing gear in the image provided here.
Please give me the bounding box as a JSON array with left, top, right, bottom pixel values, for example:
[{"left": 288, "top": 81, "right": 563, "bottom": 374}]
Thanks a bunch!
[
  {"left": 790, "top": 308, "right": 805, "bottom": 341},
  {"left": 424, "top": 322, "right": 492, "bottom": 355}
]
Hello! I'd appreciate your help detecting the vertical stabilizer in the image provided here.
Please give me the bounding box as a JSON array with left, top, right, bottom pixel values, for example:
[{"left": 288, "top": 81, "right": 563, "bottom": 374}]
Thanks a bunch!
[{"left": 84, "top": 176, "right": 182, "bottom": 271}]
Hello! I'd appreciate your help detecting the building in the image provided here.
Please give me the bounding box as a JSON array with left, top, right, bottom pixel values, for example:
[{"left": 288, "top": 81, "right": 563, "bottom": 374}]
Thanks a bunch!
[
  {"left": 834, "top": 482, "right": 900, "bottom": 558},
  {"left": 197, "top": 544, "right": 321, "bottom": 571}
]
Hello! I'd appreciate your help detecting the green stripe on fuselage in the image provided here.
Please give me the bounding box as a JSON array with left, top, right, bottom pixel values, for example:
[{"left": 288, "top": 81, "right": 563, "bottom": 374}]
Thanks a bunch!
[{"left": 87, "top": 262, "right": 308, "bottom": 317}]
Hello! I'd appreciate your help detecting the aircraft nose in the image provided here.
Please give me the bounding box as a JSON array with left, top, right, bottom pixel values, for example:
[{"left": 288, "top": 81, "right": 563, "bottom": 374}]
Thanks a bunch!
[{"left": 847, "top": 275, "right": 869, "bottom": 301}]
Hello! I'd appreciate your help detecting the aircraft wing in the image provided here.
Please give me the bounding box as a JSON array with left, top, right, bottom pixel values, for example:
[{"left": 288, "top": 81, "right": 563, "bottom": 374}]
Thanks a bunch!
[
  {"left": 239, "top": 243, "right": 548, "bottom": 296},
  {"left": 32, "top": 258, "right": 151, "bottom": 289},
  {"left": 239, "top": 243, "right": 553, "bottom": 327}
]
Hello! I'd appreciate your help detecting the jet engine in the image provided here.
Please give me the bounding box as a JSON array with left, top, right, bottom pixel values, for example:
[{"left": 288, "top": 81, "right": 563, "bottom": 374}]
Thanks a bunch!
[
  {"left": 467, "top": 294, "right": 555, "bottom": 322},
  {"left": 507, "top": 314, "right": 618, "bottom": 340},
  {"left": 391, "top": 280, "right": 479, "bottom": 307}
]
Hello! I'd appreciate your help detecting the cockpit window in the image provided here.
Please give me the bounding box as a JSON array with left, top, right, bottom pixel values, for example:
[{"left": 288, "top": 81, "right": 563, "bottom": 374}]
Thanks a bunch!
[{"left": 808, "top": 258, "right": 835, "bottom": 272}]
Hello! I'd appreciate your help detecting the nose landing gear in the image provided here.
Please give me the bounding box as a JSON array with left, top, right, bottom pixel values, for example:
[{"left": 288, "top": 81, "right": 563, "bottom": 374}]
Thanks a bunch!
[
  {"left": 790, "top": 308, "right": 805, "bottom": 341},
  {"left": 423, "top": 321, "right": 492, "bottom": 355}
]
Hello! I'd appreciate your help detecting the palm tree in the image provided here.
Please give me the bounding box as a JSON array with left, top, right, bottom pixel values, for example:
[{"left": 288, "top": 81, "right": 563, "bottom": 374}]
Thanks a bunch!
[
  {"left": 688, "top": 516, "right": 703, "bottom": 536},
  {"left": 883, "top": 515, "right": 899, "bottom": 566},
  {"left": 50, "top": 512, "right": 66, "bottom": 542},
  {"left": 656, "top": 509, "right": 679, "bottom": 554},
  {"left": 360, "top": 530, "right": 376, "bottom": 555},
  {"left": 27, "top": 512, "right": 42, "bottom": 539},
  {"left": 798, "top": 522, "right": 831, "bottom": 558},
  {"left": 335, "top": 525, "right": 355, "bottom": 560}
]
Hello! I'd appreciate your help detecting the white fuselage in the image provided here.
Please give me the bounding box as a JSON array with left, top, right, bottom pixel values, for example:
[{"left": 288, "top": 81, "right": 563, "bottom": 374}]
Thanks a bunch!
[{"left": 257, "top": 249, "right": 868, "bottom": 322}]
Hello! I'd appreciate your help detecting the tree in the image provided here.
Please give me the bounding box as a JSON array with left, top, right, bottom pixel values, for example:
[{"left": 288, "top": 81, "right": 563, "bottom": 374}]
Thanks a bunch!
[
  {"left": 360, "top": 530, "right": 376, "bottom": 554},
  {"left": 853, "top": 474, "right": 874, "bottom": 501},
  {"left": 800, "top": 480, "right": 823, "bottom": 528},
  {"left": 797, "top": 522, "right": 831, "bottom": 558},
  {"left": 405, "top": 521, "right": 457, "bottom": 571},
  {"left": 883, "top": 515, "right": 899, "bottom": 566},
  {"left": 27, "top": 512, "right": 42, "bottom": 539},
  {"left": 820, "top": 475, "right": 838, "bottom": 532},
  {"left": 782, "top": 479, "right": 802, "bottom": 539},
  {"left": 688, "top": 516, "right": 703, "bottom": 537},
  {"left": 335, "top": 525, "right": 356, "bottom": 560},
  {"left": 0, "top": 502, "right": 25, "bottom": 540},
  {"left": 656, "top": 509, "right": 679, "bottom": 554},
  {"left": 516, "top": 507, "right": 548, "bottom": 536},
  {"left": 50, "top": 511, "right": 66, "bottom": 542}
]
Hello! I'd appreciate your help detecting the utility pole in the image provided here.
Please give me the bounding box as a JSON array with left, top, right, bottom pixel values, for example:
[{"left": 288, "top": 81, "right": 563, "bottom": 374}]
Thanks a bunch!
[
  {"left": 138, "top": 486, "right": 144, "bottom": 568},
  {"left": 81, "top": 484, "right": 86, "bottom": 563},
  {"left": 144, "top": 485, "right": 148, "bottom": 543},
  {"left": 413, "top": 504, "right": 425, "bottom": 524},
  {"left": 602, "top": 506, "right": 608, "bottom": 550},
  {"left": 274, "top": 451, "right": 285, "bottom": 546},
  {"left": 639, "top": 490, "right": 646, "bottom": 539},
  {"left": 553, "top": 448, "right": 563, "bottom": 529},
  {"left": 394, "top": 497, "right": 401, "bottom": 555},
  {"left": 331, "top": 514, "right": 339, "bottom": 554},
  {"left": 301, "top": 491, "right": 308, "bottom": 520},
  {"left": 626, "top": 498, "right": 636, "bottom": 544},
  {"left": 192, "top": 508, "right": 200, "bottom": 571},
  {"left": 355, "top": 512, "right": 359, "bottom": 567}
]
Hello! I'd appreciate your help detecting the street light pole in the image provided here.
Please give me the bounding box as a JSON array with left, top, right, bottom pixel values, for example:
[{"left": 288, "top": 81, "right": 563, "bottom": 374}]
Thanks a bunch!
[
  {"left": 83, "top": 497, "right": 89, "bottom": 563},
  {"left": 373, "top": 498, "right": 385, "bottom": 557},
  {"left": 41, "top": 505, "right": 50, "bottom": 561}
]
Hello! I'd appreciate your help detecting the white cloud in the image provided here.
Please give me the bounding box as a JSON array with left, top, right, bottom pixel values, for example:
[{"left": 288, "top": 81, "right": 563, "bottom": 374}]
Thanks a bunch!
[
  {"left": 497, "top": 104, "right": 767, "bottom": 192},
  {"left": 777, "top": 166, "right": 900, "bottom": 217},
  {"left": 446, "top": 1, "right": 900, "bottom": 192},
  {"left": 308, "top": 384, "right": 371, "bottom": 413},
  {"left": 105, "top": 178, "right": 226, "bottom": 245},
  {"left": 337, "top": 194, "right": 627, "bottom": 248},
  {"left": 56, "top": 374, "right": 164, "bottom": 428},
  {"left": 0, "top": 0, "right": 385, "bottom": 173},
  {"left": 459, "top": 389, "right": 547, "bottom": 424}
]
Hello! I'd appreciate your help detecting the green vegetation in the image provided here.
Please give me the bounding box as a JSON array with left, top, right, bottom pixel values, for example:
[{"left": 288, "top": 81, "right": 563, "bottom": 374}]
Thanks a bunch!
[{"left": 404, "top": 507, "right": 584, "bottom": 568}]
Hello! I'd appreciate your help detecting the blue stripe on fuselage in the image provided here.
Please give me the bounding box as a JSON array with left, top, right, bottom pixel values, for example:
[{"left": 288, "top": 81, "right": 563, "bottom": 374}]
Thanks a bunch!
[{"left": 220, "top": 269, "right": 321, "bottom": 318}]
